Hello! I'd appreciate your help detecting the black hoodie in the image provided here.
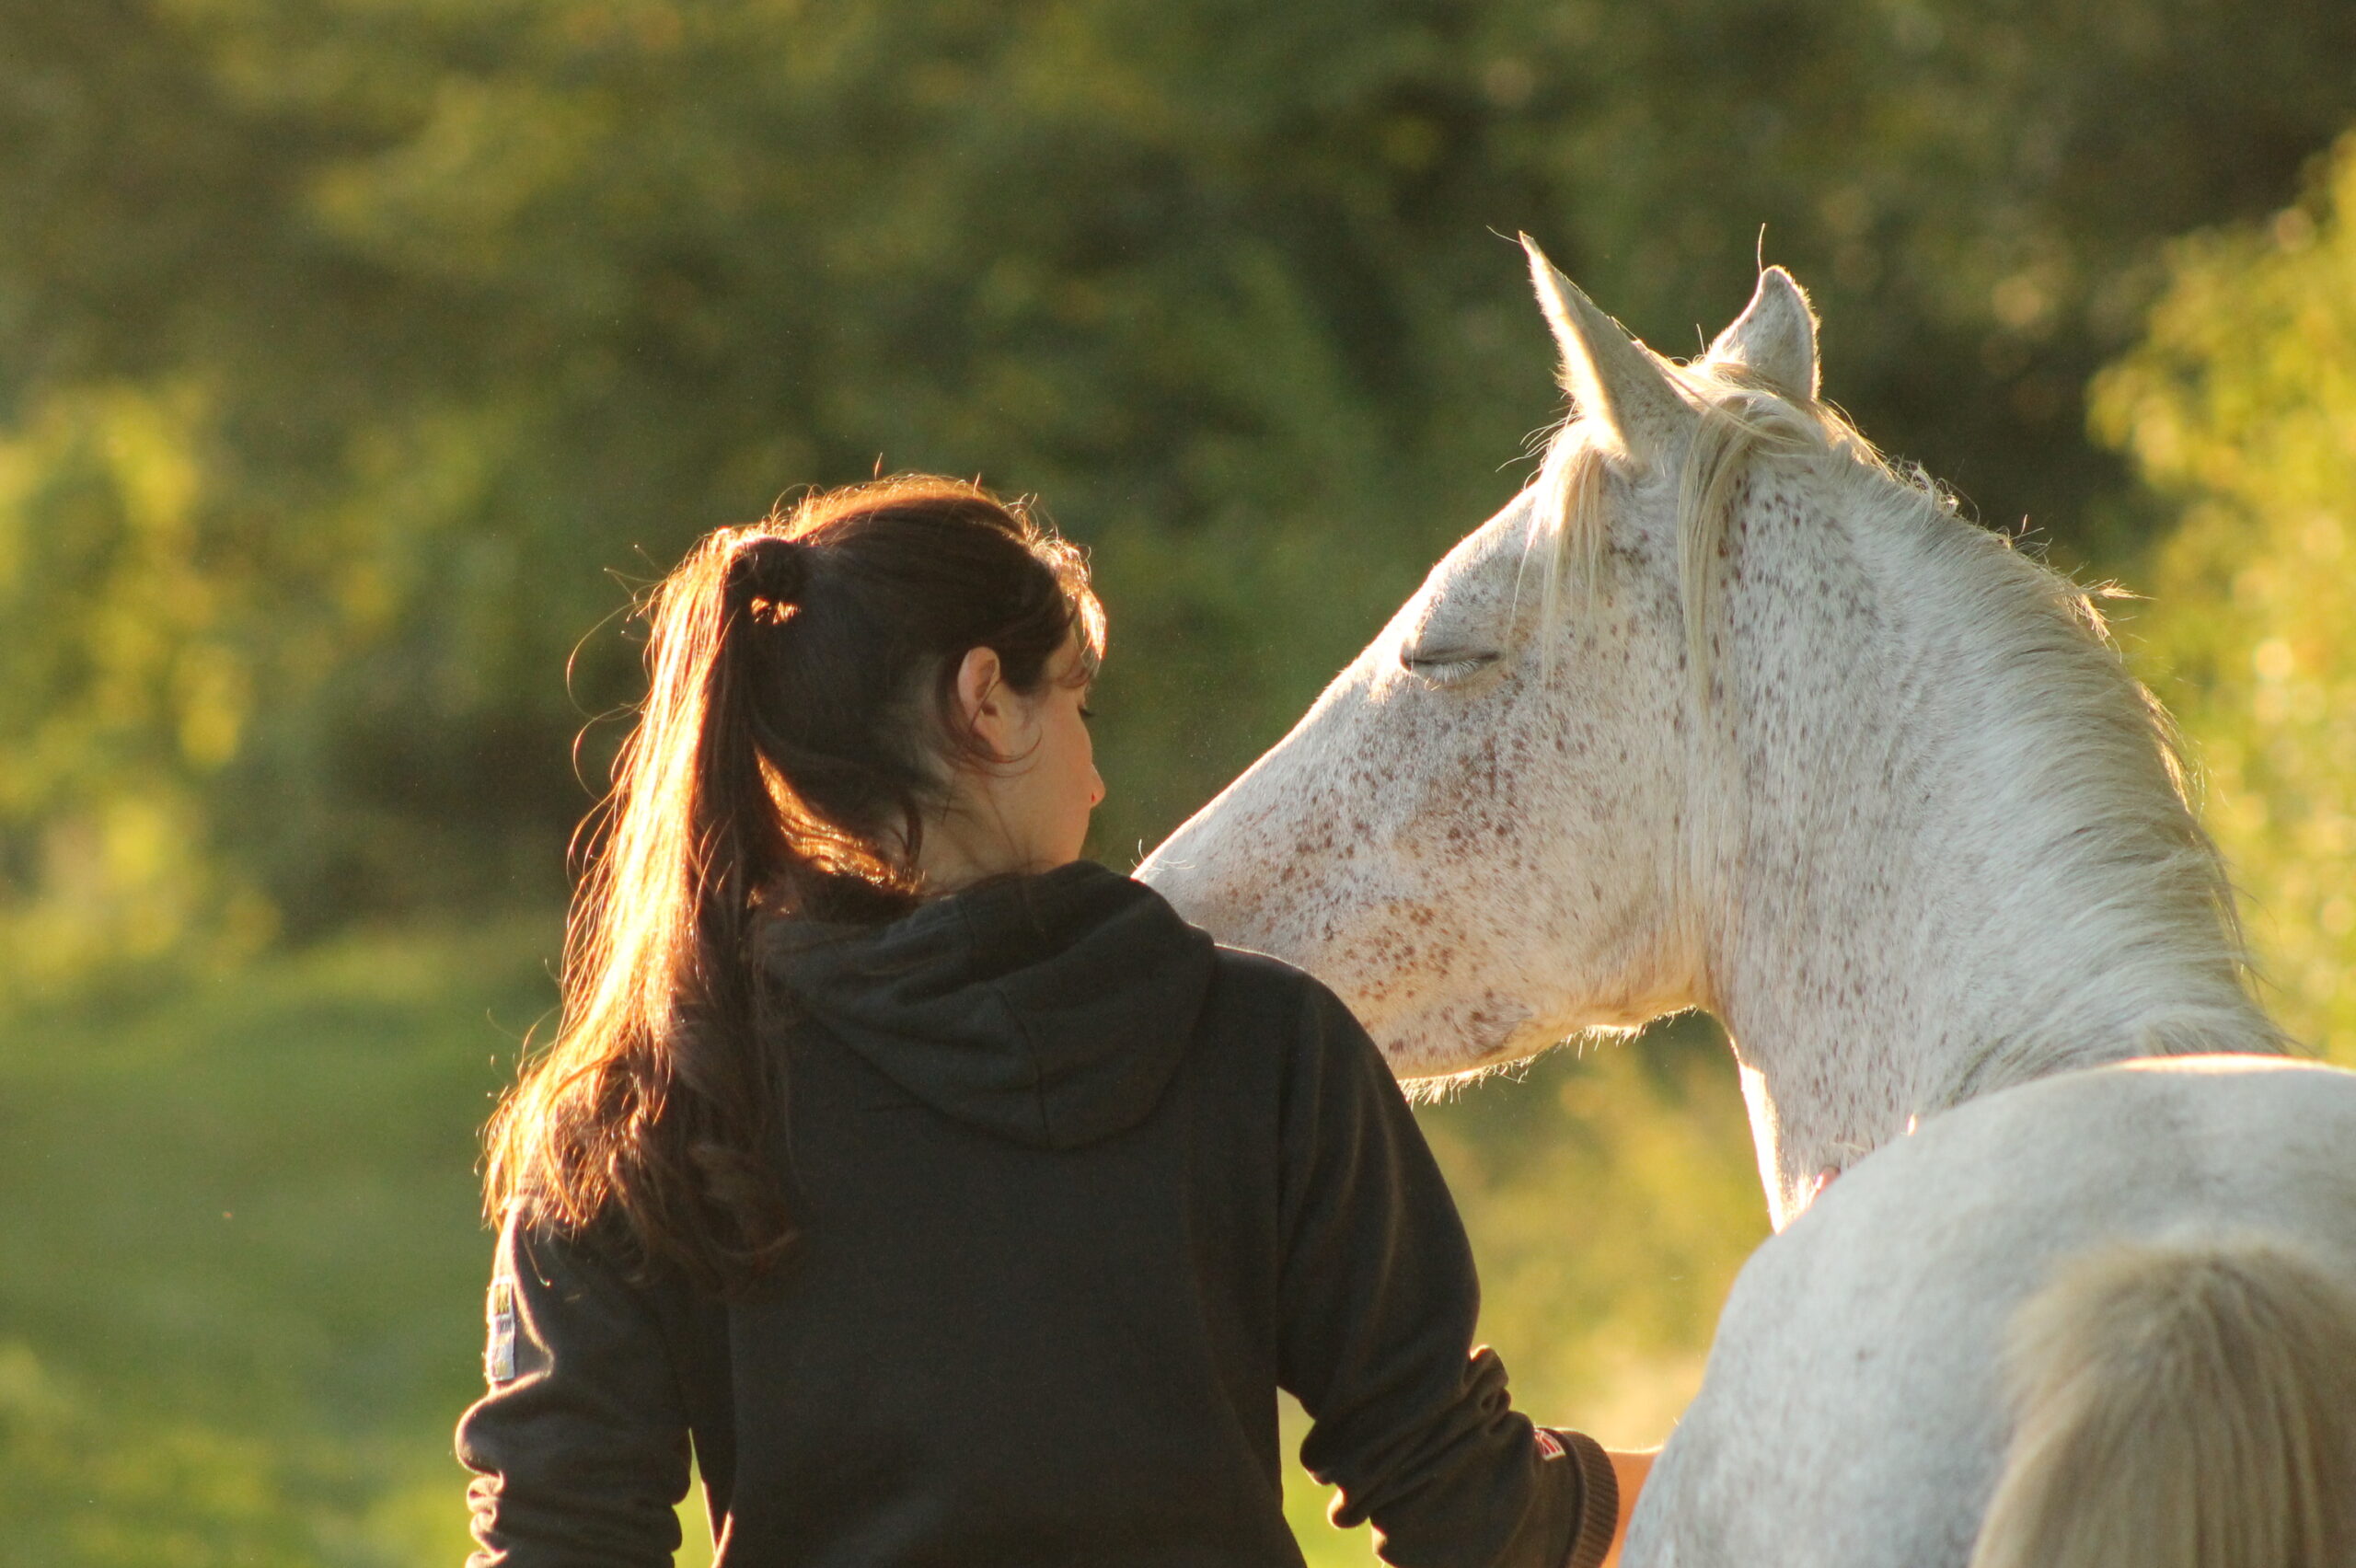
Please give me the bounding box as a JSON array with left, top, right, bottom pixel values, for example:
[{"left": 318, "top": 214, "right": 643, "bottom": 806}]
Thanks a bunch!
[{"left": 457, "top": 863, "right": 1616, "bottom": 1568}]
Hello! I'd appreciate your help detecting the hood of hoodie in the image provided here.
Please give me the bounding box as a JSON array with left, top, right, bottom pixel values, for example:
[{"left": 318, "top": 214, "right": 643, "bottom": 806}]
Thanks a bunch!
[{"left": 758, "top": 861, "right": 1218, "bottom": 1149}]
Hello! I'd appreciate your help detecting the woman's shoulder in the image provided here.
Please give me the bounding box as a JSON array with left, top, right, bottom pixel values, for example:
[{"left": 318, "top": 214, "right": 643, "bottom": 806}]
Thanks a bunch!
[
  {"left": 1201, "top": 940, "right": 1321, "bottom": 1008},
  {"left": 1195, "top": 942, "right": 1376, "bottom": 1062}
]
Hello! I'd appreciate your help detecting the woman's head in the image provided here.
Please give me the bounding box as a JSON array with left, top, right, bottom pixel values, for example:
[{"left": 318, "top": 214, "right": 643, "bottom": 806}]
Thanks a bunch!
[
  {"left": 920, "top": 629, "right": 1105, "bottom": 889},
  {"left": 697, "top": 476, "right": 1106, "bottom": 908},
  {"left": 488, "top": 476, "right": 1105, "bottom": 1290}
]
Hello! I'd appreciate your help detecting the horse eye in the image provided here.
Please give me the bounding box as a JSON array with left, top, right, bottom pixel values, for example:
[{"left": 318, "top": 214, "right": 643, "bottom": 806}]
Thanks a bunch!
[{"left": 1399, "top": 647, "right": 1502, "bottom": 685}]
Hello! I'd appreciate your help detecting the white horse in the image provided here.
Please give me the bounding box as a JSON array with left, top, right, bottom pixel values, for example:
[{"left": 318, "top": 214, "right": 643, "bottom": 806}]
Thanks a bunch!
[{"left": 1139, "top": 239, "right": 2356, "bottom": 1568}]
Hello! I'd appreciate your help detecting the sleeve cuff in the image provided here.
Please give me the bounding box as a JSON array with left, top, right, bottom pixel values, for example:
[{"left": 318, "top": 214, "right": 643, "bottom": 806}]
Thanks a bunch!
[{"left": 1548, "top": 1427, "right": 1620, "bottom": 1568}]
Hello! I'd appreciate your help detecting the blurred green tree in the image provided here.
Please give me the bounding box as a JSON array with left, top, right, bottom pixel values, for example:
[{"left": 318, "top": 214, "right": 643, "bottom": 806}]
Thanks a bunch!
[
  {"left": 2094, "top": 130, "right": 2356, "bottom": 1066},
  {"left": 3, "top": 0, "right": 2354, "bottom": 984}
]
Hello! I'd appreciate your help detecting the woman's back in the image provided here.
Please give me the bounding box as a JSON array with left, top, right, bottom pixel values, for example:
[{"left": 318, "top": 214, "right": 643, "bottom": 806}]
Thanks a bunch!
[
  {"left": 690, "top": 862, "right": 1285, "bottom": 1563},
  {"left": 463, "top": 863, "right": 1608, "bottom": 1565},
  {"left": 459, "top": 479, "right": 1621, "bottom": 1567}
]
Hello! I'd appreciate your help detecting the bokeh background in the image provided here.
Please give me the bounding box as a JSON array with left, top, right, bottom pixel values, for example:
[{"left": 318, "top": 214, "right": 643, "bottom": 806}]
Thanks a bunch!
[{"left": 4, "top": 2, "right": 2355, "bottom": 1562}]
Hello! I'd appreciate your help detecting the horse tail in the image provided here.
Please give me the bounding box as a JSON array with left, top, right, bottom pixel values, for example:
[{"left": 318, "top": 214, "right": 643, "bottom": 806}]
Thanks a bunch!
[{"left": 1966, "top": 1238, "right": 2356, "bottom": 1568}]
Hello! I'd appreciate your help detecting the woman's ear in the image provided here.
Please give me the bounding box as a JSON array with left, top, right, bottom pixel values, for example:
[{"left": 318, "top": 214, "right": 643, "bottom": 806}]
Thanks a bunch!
[{"left": 954, "top": 646, "right": 1008, "bottom": 756}]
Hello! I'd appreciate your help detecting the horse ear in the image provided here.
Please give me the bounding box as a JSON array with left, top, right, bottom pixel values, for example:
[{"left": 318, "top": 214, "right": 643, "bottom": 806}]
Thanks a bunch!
[
  {"left": 1521, "top": 235, "right": 1692, "bottom": 459},
  {"left": 1707, "top": 266, "right": 1820, "bottom": 401}
]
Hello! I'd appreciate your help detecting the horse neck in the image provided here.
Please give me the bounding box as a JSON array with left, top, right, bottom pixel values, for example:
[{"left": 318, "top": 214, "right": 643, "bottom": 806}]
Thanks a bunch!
[{"left": 1689, "top": 467, "right": 2274, "bottom": 1221}]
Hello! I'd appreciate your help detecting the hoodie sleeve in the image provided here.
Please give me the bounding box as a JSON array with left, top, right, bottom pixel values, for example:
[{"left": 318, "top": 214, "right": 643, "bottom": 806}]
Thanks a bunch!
[
  {"left": 1275, "top": 981, "right": 1618, "bottom": 1568},
  {"left": 456, "top": 1213, "right": 693, "bottom": 1568}
]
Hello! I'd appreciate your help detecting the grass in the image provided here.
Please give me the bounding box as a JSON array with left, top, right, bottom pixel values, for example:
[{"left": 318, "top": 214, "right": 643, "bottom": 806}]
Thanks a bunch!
[
  {"left": 0, "top": 921, "right": 1766, "bottom": 1566},
  {"left": 0, "top": 919, "right": 560, "bottom": 1566}
]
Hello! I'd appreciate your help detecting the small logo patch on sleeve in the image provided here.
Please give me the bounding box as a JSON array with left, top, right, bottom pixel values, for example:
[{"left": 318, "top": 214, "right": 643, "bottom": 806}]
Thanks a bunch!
[{"left": 485, "top": 1279, "right": 517, "bottom": 1385}]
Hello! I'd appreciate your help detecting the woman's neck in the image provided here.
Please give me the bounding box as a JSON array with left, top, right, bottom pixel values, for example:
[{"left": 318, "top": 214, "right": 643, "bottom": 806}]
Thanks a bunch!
[{"left": 913, "top": 804, "right": 1053, "bottom": 894}]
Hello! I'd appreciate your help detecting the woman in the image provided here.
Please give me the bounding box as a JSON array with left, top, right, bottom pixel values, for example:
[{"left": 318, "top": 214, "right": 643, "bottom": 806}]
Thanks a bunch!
[{"left": 459, "top": 476, "right": 1645, "bottom": 1566}]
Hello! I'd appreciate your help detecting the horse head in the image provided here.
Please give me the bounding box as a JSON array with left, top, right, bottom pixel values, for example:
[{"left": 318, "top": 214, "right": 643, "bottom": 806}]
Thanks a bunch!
[
  {"left": 1142, "top": 239, "right": 2256, "bottom": 1217},
  {"left": 1144, "top": 239, "right": 1819, "bottom": 1078}
]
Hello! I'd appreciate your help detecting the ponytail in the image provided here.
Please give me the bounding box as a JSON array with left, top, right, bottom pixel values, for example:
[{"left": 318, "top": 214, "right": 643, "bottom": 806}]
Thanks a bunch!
[{"left": 485, "top": 477, "right": 1102, "bottom": 1293}]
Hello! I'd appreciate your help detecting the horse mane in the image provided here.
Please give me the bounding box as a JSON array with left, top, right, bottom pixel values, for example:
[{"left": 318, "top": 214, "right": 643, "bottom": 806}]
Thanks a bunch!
[{"left": 1532, "top": 366, "right": 2284, "bottom": 1089}]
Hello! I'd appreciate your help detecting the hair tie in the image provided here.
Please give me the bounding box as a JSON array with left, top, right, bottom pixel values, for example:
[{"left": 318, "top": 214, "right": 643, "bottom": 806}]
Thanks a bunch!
[{"left": 730, "top": 536, "right": 807, "bottom": 620}]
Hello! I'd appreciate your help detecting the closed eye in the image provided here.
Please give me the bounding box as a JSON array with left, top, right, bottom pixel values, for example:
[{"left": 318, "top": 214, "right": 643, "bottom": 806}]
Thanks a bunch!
[{"left": 1399, "top": 646, "right": 1502, "bottom": 686}]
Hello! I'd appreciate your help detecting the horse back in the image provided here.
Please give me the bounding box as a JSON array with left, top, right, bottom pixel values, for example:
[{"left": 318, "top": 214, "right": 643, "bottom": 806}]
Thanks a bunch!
[{"left": 1626, "top": 1056, "right": 2356, "bottom": 1568}]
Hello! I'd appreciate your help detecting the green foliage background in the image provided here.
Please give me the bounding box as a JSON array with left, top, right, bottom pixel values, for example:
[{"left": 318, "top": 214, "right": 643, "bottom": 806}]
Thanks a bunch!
[
  {"left": 2, "top": 1, "right": 2352, "bottom": 1562},
  {"left": 2094, "top": 130, "right": 2356, "bottom": 1064}
]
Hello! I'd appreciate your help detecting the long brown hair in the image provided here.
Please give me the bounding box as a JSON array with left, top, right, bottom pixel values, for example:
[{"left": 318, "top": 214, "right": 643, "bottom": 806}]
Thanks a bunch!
[{"left": 485, "top": 476, "right": 1103, "bottom": 1292}]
